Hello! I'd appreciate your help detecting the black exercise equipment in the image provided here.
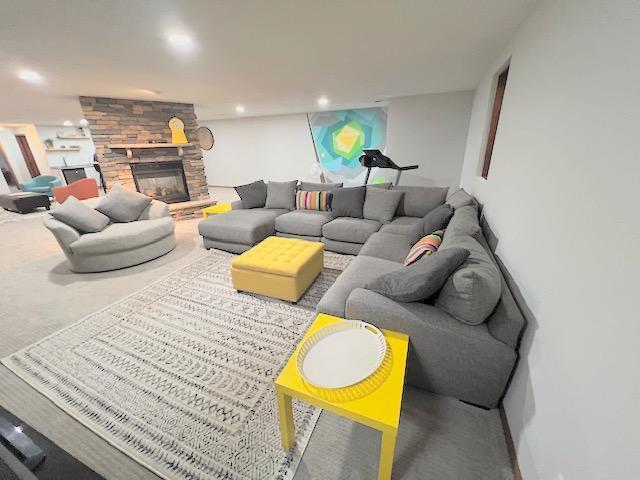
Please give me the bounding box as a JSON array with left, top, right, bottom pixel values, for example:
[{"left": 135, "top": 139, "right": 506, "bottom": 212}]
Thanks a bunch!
[{"left": 359, "top": 150, "right": 419, "bottom": 186}]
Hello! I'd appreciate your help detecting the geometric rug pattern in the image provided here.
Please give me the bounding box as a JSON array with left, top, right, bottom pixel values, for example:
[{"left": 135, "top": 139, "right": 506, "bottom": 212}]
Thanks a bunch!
[{"left": 2, "top": 249, "right": 351, "bottom": 480}]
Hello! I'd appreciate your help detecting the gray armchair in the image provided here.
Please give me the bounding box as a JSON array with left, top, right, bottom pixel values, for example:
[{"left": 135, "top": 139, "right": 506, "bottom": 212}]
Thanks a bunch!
[{"left": 44, "top": 198, "right": 176, "bottom": 273}]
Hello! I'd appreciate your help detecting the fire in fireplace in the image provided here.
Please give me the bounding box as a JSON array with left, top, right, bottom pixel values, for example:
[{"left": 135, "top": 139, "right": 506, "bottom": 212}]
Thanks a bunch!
[{"left": 130, "top": 161, "right": 190, "bottom": 204}]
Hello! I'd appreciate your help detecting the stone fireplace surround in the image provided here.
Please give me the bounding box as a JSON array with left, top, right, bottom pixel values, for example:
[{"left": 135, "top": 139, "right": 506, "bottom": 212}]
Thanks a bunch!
[{"left": 79, "top": 96, "right": 214, "bottom": 219}]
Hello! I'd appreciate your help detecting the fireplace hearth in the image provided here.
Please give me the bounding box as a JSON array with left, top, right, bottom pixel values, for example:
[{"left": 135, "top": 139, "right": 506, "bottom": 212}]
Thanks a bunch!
[{"left": 130, "top": 161, "right": 190, "bottom": 204}]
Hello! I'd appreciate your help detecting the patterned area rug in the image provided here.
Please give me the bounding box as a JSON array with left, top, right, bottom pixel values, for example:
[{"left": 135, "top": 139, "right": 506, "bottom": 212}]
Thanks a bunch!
[{"left": 2, "top": 249, "right": 352, "bottom": 480}]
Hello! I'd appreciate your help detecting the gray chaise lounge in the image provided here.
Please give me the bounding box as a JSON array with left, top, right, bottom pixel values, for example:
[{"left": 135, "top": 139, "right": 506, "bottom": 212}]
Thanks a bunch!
[{"left": 44, "top": 198, "right": 176, "bottom": 272}]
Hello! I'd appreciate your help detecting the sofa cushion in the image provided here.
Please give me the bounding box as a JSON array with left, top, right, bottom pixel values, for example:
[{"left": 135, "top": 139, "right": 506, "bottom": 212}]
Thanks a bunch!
[
  {"left": 50, "top": 196, "right": 110, "bottom": 233},
  {"left": 295, "top": 190, "right": 332, "bottom": 211},
  {"left": 96, "top": 184, "right": 152, "bottom": 222},
  {"left": 405, "top": 230, "right": 444, "bottom": 266},
  {"left": 70, "top": 217, "right": 174, "bottom": 255},
  {"left": 447, "top": 188, "right": 478, "bottom": 210},
  {"left": 198, "top": 208, "right": 287, "bottom": 245},
  {"left": 276, "top": 210, "right": 334, "bottom": 237},
  {"left": 436, "top": 235, "right": 501, "bottom": 325},
  {"left": 423, "top": 204, "right": 454, "bottom": 235},
  {"left": 359, "top": 232, "right": 413, "bottom": 263},
  {"left": 316, "top": 254, "right": 404, "bottom": 318},
  {"left": 265, "top": 180, "right": 297, "bottom": 210},
  {"left": 322, "top": 217, "right": 381, "bottom": 244},
  {"left": 379, "top": 216, "right": 424, "bottom": 242},
  {"left": 331, "top": 186, "right": 365, "bottom": 218},
  {"left": 365, "top": 247, "right": 470, "bottom": 302},
  {"left": 444, "top": 205, "right": 481, "bottom": 239},
  {"left": 393, "top": 186, "right": 448, "bottom": 218},
  {"left": 363, "top": 187, "right": 404, "bottom": 224},
  {"left": 299, "top": 181, "right": 342, "bottom": 191},
  {"left": 234, "top": 180, "right": 267, "bottom": 209},
  {"left": 368, "top": 182, "right": 393, "bottom": 189}
]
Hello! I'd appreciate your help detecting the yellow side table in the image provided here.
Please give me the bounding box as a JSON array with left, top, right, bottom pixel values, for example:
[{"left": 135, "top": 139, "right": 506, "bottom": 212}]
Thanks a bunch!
[
  {"left": 202, "top": 202, "right": 232, "bottom": 218},
  {"left": 275, "top": 314, "right": 409, "bottom": 480}
]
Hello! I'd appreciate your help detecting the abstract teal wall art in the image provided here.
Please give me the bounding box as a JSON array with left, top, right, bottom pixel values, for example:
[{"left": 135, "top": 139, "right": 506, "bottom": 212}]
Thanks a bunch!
[{"left": 309, "top": 107, "right": 387, "bottom": 185}]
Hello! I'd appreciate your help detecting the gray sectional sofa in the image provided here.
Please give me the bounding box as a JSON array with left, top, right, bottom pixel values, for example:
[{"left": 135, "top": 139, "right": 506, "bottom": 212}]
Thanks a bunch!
[{"left": 198, "top": 183, "right": 524, "bottom": 408}]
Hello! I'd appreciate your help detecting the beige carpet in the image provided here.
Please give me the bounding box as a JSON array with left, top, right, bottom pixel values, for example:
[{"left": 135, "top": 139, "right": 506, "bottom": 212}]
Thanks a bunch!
[{"left": 0, "top": 215, "right": 514, "bottom": 480}]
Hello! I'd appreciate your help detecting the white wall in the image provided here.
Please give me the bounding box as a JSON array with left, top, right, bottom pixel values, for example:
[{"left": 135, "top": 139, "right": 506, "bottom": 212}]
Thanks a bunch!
[
  {"left": 36, "top": 125, "right": 99, "bottom": 184},
  {"left": 459, "top": 1, "right": 640, "bottom": 479},
  {"left": 200, "top": 114, "right": 318, "bottom": 186},
  {"left": 386, "top": 91, "right": 474, "bottom": 190},
  {"left": 200, "top": 93, "right": 473, "bottom": 189}
]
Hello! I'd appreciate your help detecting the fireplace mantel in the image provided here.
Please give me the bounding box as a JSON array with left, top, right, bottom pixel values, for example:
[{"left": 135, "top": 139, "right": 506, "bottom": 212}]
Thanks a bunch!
[{"left": 108, "top": 142, "right": 193, "bottom": 158}]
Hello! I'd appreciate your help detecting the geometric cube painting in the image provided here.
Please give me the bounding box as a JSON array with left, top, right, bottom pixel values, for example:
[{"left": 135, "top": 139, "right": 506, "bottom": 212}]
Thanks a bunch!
[{"left": 309, "top": 108, "right": 387, "bottom": 185}]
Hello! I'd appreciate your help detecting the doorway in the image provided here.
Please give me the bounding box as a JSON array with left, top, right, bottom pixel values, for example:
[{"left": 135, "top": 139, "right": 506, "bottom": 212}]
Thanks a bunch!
[
  {"left": 0, "top": 144, "right": 18, "bottom": 189},
  {"left": 15, "top": 134, "right": 40, "bottom": 178}
]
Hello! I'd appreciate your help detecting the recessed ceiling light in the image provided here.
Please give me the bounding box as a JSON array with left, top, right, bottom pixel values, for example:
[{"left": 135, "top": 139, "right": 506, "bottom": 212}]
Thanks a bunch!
[
  {"left": 63, "top": 120, "right": 73, "bottom": 127},
  {"left": 167, "top": 34, "right": 194, "bottom": 50},
  {"left": 18, "top": 70, "right": 44, "bottom": 84},
  {"left": 317, "top": 96, "right": 329, "bottom": 107},
  {"left": 138, "top": 88, "right": 161, "bottom": 96},
  {"left": 79, "top": 119, "right": 89, "bottom": 127},
  {"left": 235, "top": 105, "right": 246, "bottom": 114}
]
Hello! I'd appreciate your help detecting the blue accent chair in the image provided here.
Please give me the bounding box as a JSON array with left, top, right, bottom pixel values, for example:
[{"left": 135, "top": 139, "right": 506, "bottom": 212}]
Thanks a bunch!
[{"left": 20, "top": 175, "right": 62, "bottom": 197}]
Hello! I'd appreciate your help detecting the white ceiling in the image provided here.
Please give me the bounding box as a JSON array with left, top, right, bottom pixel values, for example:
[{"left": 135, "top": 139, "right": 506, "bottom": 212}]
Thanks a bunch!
[{"left": 0, "top": 0, "right": 536, "bottom": 125}]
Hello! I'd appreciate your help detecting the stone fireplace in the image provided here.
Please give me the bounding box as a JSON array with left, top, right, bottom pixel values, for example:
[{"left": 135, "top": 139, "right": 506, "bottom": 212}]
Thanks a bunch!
[{"left": 79, "top": 96, "right": 214, "bottom": 219}]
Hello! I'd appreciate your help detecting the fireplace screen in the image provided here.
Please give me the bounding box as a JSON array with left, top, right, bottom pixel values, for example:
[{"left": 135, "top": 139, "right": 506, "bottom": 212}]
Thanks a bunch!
[{"left": 130, "top": 161, "right": 190, "bottom": 204}]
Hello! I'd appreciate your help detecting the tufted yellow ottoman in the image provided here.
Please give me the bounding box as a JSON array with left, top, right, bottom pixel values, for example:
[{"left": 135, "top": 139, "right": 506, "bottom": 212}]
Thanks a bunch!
[{"left": 231, "top": 236, "right": 324, "bottom": 303}]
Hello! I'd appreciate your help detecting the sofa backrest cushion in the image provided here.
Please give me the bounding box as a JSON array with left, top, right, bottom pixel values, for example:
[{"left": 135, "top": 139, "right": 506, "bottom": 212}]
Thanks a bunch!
[
  {"left": 50, "top": 195, "right": 110, "bottom": 233},
  {"left": 265, "top": 180, "right": 298, "bottom": 210},
  {"left": 368, "top": 182, "right": 393, "bottom": 190},
  {"left": 295, "top": 190, "right": 332, "bottom": 211},
  {"left": 363, "top": 187, "right": 404, "bottom": 223},
  {"left": 393, "top": 186, "right": 449, "bottom": 217},
  {"left": 299, "top": 181, "right": 343, "bottom": 191},
  {"left": 423, "top": 204, "right": 454, "bottom": 235},
  {"left": 435, "top": 234, "right": 501, "bottom": 325},
  {"left": 331, "top": 186, "right": 366, "bottom": 218},
  {"left": 447, "top": 187, "right": 478, "bottom": 210},
  {"left": 365, "top": 247, "right": 469, "bottom": 302},
  {"left": 234, "top": 179, "right": 267, "bottom": 209},
  {"left": 96, "top": 184, "right": 152, "bottom": 223},
  {"left": 445, "top": 205, "right": 481, "bottom": 239}
]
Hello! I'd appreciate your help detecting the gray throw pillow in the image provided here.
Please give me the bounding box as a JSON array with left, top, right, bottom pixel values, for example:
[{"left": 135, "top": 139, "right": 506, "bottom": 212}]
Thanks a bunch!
[
  {"left": 363, "top": 187, "right": 404, "bottom": 223},
  {"left": 96, "top": 184, "right": 152, "bottom": 223},
  {"left": 447, "top": 188, "right": 478, "bottom": 210},
  {"left": 299, "top": 181, "right": 342, "bottom": 191},
  {"left": 234, "top": 180, "right": 267, "bottom": 209},
  {"left": 265, "top": 180, "right": 298, "bottom": 210},
  {"left": 50, "top": 196, "right": 110, "bottom": 233},
  {"left": 394, "top": 186, "right": 449, "bottom": 217},
  {"left": 365, "top": 248, "right": 470, "bottom": 302},
  {"left": 423, "top": 204, "right": 454, "bottom": 234},
  {"left": 444, "top": 205, "right": 481, "bottom": 239},
  {"left": 435, "top": 235, "right": 501, "bottom": 325},
  {"left": 330, "top": 186, "right": 366, "bottom": 218}
]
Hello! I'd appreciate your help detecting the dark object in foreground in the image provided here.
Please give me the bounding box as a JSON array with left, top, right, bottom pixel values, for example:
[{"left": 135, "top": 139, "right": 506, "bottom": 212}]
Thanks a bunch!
[{"left": 359, "top": 149, "right": 419, "bottom": 185}]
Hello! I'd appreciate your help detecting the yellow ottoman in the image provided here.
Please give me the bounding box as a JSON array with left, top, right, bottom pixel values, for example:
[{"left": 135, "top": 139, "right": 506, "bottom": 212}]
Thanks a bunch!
[
  {"left": 202, "top": 202, "right": 232, "bottom": 218},
  {"left": 231, "top": 236, "right": 324, "bottom": 302}
]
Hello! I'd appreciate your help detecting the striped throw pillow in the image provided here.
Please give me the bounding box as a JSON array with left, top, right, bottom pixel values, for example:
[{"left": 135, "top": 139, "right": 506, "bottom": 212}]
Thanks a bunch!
[
  {"left": 295, "top": 190, "right": 331, "bottom": 211},
  {"left": 404, "top": 229, "right": 445, "bottom": 266}
]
